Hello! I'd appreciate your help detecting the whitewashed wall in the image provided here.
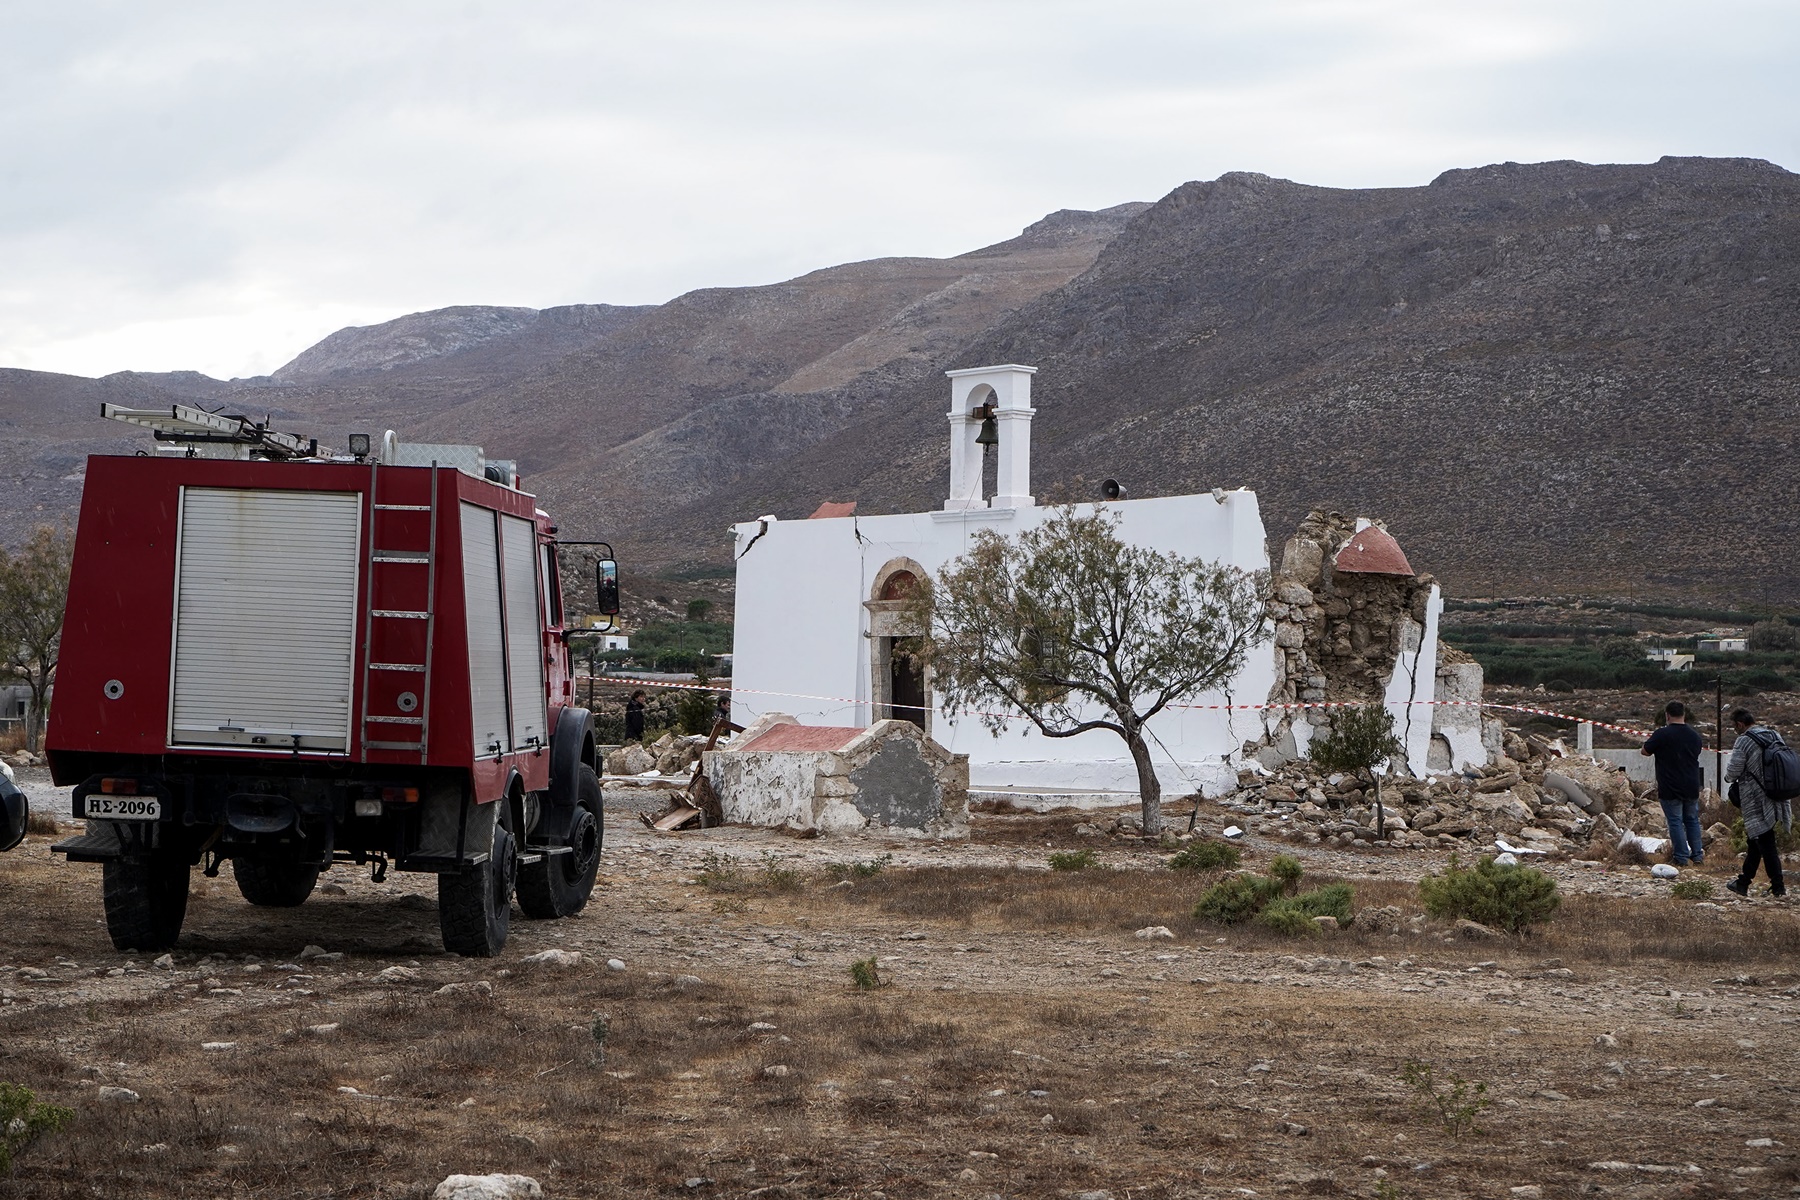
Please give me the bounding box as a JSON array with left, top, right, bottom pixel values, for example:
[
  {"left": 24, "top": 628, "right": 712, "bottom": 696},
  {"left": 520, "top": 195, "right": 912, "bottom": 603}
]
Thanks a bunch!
[{"left": 729, "top": 491, "right": 1277, "bottom": 797}]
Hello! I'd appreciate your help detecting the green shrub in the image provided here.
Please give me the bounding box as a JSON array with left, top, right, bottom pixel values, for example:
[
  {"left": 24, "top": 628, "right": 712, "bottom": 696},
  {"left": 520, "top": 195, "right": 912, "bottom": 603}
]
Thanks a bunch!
[
  {"left": 1419, "top": 856, "right": 1560, "bottom": 933},
  {"left": 1727, "top": 814, "right": 1800, "bottom": 854},
  {"left": 0, "top": 1082, "right": 72, "bottom": 1175},
  {"left": 824, "top": 855, "right": 894, "bottom": 881},
  {"left": 1048, "top": 848, "right": 1099, "bottom": 872},
  {"left": 1257, "top": 883, "right": 1355, "bottom": 936},
  {"left": 1256, "top": 900, "right": 1319, "bottom": 936},
  {"left": 850, "top": 958, "right": 883, "bottom": 990},
  {"left": 1169, "top": 840, "right": 1240, "bottom": 871},
  {"left": 694, "top": 850, "right": 744, "bottom": 891},
  {"left": 677, "top": 689, "right": 717, "bottom": 735},
  {"left": 1194, "top": 873, "right": 1286, "bottom": 925},
  {"left": 1400, "top": 1059, "right": 1490, "bottom": 1140},
  {"left": 1269, "top": 854, "right": 1304, "bottom": 890},
  {"left": 1670, "top": 878, "right": 1714, "bottom": 901},
  {"left": 758, "top": 852, "right": 803, "bottom": 892}
]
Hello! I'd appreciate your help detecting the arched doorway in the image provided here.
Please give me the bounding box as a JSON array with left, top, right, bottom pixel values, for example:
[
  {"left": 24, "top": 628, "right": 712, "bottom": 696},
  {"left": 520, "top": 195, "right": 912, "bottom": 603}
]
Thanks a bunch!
[{"left": 866, "top": 561, "right": 931, "bottom": 732}]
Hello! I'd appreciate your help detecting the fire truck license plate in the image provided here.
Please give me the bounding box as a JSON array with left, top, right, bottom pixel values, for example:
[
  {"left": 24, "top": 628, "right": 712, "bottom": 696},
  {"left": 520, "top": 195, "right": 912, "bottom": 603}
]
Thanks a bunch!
[{"left": 86, "top": 795, "right": 161, "bottom": 820}]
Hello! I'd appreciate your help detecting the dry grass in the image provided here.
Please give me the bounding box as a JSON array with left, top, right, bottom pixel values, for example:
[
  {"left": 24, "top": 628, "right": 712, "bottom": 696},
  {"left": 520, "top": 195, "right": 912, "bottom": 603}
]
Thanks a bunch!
[{"left": 6, "top": 834, "right": 1800, "bottom": 1197}]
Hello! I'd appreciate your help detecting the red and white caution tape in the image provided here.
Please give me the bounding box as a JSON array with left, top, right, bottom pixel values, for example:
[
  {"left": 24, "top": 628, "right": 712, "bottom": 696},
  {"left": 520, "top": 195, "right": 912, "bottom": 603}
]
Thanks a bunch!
[{"left": 578, "top": 675, "right": 1697, "bottom": 747}]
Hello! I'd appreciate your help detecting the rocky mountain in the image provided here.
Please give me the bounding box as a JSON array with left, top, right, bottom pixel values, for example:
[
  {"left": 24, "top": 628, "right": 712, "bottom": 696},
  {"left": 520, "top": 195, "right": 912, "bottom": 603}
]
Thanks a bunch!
[
  {"left": 640, "top": 156, "right": 1800, "bottom": 602},
  {"left": 4, "top": 158, "right": 1797, "bottom": 602}
]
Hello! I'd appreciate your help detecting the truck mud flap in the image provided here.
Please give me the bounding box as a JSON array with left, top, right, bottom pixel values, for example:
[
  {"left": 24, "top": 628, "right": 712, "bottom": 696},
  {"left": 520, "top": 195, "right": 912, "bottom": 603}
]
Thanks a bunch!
[{"left": 541, "top": 706, "right": 594, "bottom": 843}]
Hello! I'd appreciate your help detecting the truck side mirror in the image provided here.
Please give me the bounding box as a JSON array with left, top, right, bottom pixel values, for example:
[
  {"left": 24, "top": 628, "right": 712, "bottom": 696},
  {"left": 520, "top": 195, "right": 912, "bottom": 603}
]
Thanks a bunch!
[{"left": 596, "top": 559, "right": 620, "bottom": 616}]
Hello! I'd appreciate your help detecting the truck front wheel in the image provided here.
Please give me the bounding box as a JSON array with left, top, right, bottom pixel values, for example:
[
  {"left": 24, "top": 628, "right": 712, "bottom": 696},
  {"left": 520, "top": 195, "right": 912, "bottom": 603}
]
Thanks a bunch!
[
  {"left": 102, "top": 851, "right": 191, "bottom": 951},
  {"left": 517, "top": 765, "right": 604, "bottom": 919},
  {"left": 232, "top": 855, "right": 321, "bottom": 907},
  {"left": 438, "top": 808, "right": 516, "bottom": 957}
]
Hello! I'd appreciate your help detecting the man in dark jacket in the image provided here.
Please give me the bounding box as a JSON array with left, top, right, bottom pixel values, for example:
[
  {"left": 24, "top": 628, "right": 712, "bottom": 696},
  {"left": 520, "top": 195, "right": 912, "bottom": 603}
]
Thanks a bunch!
[
  {"left": 624, "top": 690, "right": 647, "bottom": 742},
  {"left": 1641, "top": 700, "right": 1705, "bottom": 866},
  {"left": 1725, "top": 709, "right": 1791, "bottom": 898}
]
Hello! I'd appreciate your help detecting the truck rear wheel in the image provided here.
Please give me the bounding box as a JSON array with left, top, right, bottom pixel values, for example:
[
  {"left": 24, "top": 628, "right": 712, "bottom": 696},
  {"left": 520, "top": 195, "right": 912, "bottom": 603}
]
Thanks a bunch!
[
  {"left": 518, "top": 765, "right": 604, "bottom": 919},
  {"left": 438, "top": 808, "right": 516, "bottom": 957},
  {"left": 102, "top": 851, "right": 191, "bottom": 951},
  {"left": 231, "top": 855, "right": 321, "bottom": 907}
]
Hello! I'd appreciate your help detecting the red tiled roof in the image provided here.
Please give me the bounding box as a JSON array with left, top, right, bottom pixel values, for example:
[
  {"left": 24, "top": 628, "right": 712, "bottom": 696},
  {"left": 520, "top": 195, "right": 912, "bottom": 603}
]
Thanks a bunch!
[
  {"left": 740, "top": 725, "right": 865, "bottom": 752},
  {"left": 1333, "top": 525, "right": 1415, "bottom": 576},
  {"left": 808, "top": 501, "right": 857, "bottom": 520}
]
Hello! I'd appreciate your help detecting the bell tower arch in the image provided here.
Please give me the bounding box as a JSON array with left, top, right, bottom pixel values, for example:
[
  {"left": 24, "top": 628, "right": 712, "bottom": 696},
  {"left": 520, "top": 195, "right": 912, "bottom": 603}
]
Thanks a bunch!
[{"left": 944, "top": 364, "right": 1036, "bottom": 511}]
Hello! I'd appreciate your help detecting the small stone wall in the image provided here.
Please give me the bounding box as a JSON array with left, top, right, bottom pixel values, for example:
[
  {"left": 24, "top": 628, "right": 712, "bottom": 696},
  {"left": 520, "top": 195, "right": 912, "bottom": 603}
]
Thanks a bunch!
[{"left": 702, "top": 714, "right": 969, "bottom": 838}]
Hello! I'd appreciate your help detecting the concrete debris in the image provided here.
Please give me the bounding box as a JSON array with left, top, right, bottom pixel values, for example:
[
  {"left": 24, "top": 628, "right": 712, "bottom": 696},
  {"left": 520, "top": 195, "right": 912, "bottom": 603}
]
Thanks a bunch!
[
  {"left": 432, "top": 1175, "right": 543, "bottom": 1200},
  {"left": 703, "top": 714, "right": 969, "bottom": 839},
  {"left": 605, "top": 744, "right": 659, "bottom": 776},
  {"left": 1133, "top": 926, "right": 1175, "bottom": 940},
  {"left": 97, "top": 1086, "right": 140, "bottom": 1103},
  {"left": 434, "top": 982, "right": 492, "bottom": 999},
  {"left": 521, "top": 949, "right": 582, "bottom": 968},
  {"left": 374, "top": 965, "right": 421, "bottom": 983}
]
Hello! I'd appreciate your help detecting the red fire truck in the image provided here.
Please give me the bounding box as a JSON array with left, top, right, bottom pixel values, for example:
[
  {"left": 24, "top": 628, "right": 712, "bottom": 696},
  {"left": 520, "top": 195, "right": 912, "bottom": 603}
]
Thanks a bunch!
[{"left": 47, "top": 407, "right": 620, "bottom": 957}]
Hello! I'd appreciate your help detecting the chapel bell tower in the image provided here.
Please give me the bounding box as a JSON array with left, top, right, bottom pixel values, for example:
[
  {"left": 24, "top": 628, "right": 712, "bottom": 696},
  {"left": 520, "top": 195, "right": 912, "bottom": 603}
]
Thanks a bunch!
[{"left": 944, "top": 364, "right": 1036, "bottom": 511}]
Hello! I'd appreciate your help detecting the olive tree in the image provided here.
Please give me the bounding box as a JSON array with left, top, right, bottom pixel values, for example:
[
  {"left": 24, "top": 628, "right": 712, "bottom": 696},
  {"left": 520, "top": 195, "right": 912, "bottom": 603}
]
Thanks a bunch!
[
  {"left": 0, "top": 527, "right": 74, "bottom": 751},
  {"left": 912, "top": 507, "right": 1266, "bottom": 836}
]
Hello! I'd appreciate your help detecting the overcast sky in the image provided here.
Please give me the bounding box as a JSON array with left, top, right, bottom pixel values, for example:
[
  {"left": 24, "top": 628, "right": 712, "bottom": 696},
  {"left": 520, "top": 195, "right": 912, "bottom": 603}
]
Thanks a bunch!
[{"left": 3, "top": 0, "right": 1795, "bottom": 380}]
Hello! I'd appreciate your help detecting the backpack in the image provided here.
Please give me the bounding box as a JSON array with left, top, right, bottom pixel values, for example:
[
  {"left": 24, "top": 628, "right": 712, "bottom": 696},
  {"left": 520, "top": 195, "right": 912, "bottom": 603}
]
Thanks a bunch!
[{"left": 1749, "top": 729, "right": 1800, "bottom": 802}]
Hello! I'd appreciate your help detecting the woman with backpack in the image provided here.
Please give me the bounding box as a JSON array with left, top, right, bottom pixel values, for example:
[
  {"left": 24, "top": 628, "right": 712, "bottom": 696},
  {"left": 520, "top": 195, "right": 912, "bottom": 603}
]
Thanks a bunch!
[{"left": 1725, "top": 709, "right": 1794, "bottom": 898}]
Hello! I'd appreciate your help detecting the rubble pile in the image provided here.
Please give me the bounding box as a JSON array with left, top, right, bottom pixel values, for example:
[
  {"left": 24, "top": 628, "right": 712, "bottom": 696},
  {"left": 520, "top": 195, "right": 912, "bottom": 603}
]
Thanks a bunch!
[
  {"left": 604, "top": 733, "right": 710, "bottom": 777},
  {"left": 4, "top": 751, "right": 43, "bottom": 770},
  {"left": 1216, "top": 732, "right": 1726, "bottom": 858}
]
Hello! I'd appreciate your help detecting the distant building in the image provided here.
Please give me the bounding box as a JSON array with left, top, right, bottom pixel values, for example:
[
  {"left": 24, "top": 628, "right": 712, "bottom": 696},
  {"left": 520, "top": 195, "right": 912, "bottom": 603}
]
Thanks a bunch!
[
  {"left": 0, "top": 685, "right": 34, "bottom": 731},
  {"left": 1645, "top": 647, "right": 1695, "bottom": 671},
  {"left": 1698, "top": 637, "right": 1747, "bottom": 653},
  {"left": 585, "top": 622, "right": 629, "bottom": 651}
]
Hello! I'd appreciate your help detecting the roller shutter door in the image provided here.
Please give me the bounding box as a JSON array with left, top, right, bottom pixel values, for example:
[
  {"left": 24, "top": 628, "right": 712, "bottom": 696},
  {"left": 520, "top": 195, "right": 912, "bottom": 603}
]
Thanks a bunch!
[
  {"left": 500, "top": 514, "right": 547, "bottom": 750},
  {"left": 462, "top": 503, "right": 511, "bottom": 756},
  {"left": 169, "top": 487, "right": 361, "bottom": 751}
]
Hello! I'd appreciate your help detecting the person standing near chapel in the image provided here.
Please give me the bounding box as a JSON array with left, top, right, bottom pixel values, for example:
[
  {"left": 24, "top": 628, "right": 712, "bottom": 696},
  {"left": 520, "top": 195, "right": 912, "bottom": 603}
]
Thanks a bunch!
[
  {"left": 1641, "top": 700, "right": 1705, "bottom": 866},
  {"left": 624, "top": 690, "right": 647, "bottom": 742},
  {"left": 1725, "top": 708, "right": 1791, "bottom": 899}
]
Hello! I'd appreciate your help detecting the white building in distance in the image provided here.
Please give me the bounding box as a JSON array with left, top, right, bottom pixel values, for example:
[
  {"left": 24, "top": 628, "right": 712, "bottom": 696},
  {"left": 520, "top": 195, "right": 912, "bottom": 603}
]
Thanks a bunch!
[{"left": 726, "top": 364, "right": 1448, "bottom": 803}]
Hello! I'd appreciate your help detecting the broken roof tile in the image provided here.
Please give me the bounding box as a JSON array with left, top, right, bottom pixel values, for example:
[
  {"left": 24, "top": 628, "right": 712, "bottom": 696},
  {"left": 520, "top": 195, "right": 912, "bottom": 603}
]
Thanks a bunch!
[
  {"left": 739, "top": 724, "right": 865, "bottom": 752},
  {"left": 1333, "top": 525, "right": 1415, "bottom": 576},
  {"left": 808, "top": 501, "right": 857, "bottom": 520}
]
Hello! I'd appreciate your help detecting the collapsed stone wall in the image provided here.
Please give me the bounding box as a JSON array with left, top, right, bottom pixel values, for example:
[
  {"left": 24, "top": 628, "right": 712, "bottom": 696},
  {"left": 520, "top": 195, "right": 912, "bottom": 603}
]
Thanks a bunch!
[
  {"left": 1261, "top": 510, "right": 1434, "bottom": 757},
  {"left": 1257, "top": 508, "right": 1498, "bottom": 773}
]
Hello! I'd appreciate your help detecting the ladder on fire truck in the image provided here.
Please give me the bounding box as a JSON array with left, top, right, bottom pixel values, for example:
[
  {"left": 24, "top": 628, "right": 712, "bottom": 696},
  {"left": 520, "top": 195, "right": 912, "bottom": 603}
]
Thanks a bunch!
[{"left": 359, "top": 461, "right": 440, "bottom": 763}]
